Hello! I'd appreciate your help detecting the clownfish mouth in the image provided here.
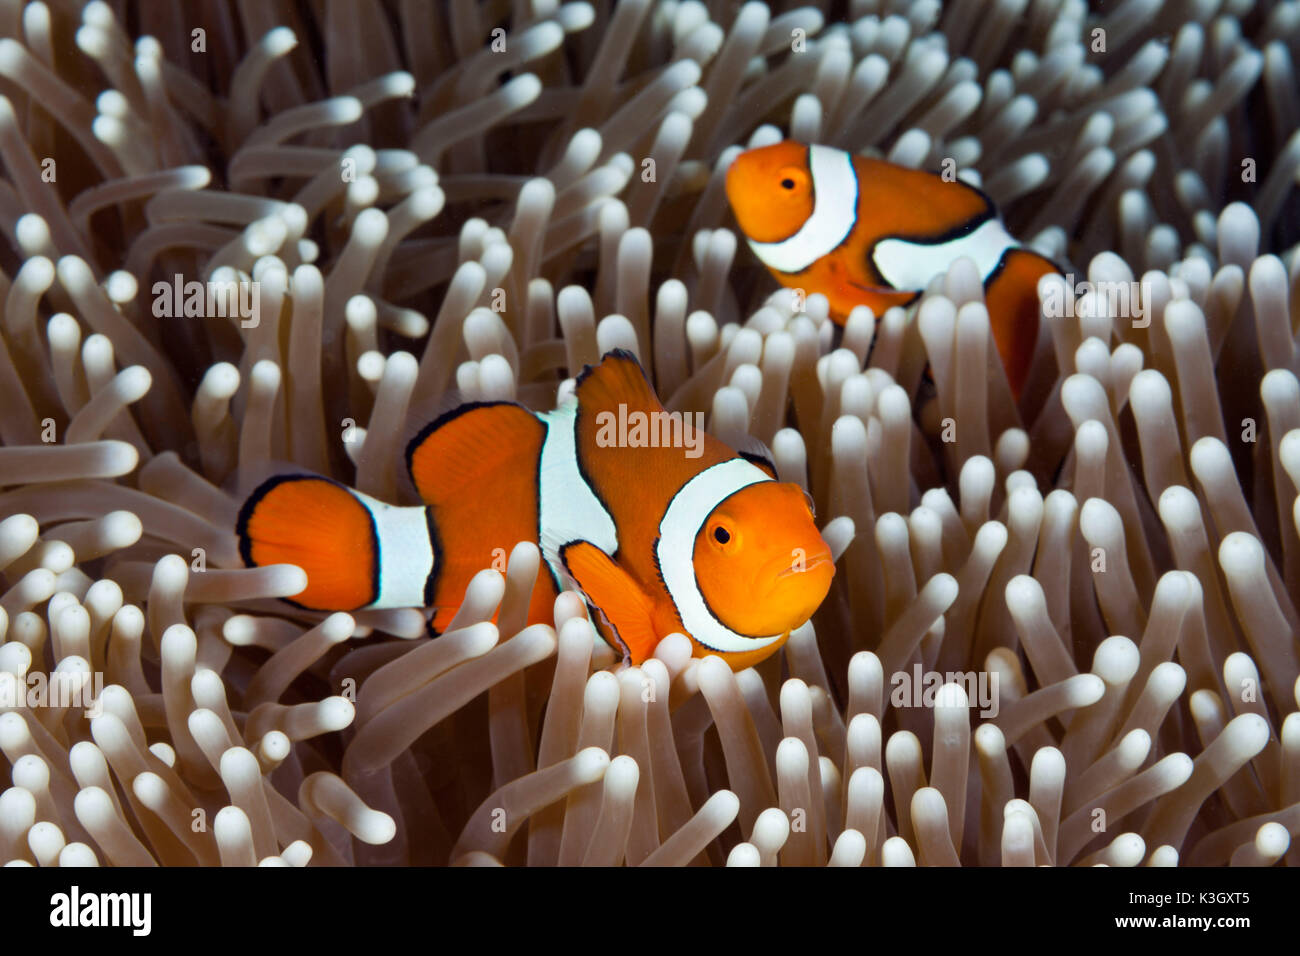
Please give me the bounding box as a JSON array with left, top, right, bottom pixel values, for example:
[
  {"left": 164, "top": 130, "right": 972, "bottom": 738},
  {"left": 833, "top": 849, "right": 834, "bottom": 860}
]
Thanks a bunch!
[{"left": 776, "top": 554, "right": 831, "bottom": 579}]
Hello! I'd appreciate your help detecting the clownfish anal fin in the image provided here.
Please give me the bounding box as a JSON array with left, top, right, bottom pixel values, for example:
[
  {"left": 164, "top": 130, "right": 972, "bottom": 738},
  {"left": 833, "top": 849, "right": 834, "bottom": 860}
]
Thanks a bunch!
[
  {"left": 846, "top": 274, "right": 923, "bottom": 305},
  {"left": 559, "top": 540, "right": 659, "bottom": 664},
  {"left": 573, "top": 349, "right": 662, "bottom": 417},
  {"left": 985, "top": 248, "right": 1059, "bottom": 399},
  {"left": 847, "top": 278, "right": 896, "bottom": 295},
  {"left": 406, "top": 401, "right": 545, "bottom": 506},
  {"left": 429, "top": 604, "right": 460, "bottom": 633}
]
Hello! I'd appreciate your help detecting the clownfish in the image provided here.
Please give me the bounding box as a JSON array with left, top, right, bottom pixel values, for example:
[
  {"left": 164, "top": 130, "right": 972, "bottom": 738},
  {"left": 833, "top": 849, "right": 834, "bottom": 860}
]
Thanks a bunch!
[
  {"left": 236, "top": 350, "right": 836, "bottom": 671},
  {"left": 725, "top": 140, "right": 1060, "bottom": 398}
]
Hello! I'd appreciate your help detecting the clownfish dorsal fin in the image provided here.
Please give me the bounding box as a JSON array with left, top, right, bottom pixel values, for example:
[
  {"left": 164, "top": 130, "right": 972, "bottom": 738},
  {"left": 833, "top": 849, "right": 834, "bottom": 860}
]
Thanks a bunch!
[
  {"left": 406, "top": 401, "right": 546, "bottom": 506},
  {"left": 573, "top": 349, "right": 663, "bottom": 417},
  {"left": 396, "top": 384, "right": 472, "bottom": 488},
  {"left": 733, "top": 434, "right": 777, "bottom": 478},
  {"left": 560, "top": 540, "right": 659, "bottom": 664}
]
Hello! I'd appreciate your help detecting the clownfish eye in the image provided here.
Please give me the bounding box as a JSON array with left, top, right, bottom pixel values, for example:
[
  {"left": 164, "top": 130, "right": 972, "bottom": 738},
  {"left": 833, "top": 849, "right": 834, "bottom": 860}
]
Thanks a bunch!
[
  {"left": 776, "top": 166, "right": 807, "bottom": 192},
  {"left": 708, "top": 521, "right": 735, "bottom": 548}
]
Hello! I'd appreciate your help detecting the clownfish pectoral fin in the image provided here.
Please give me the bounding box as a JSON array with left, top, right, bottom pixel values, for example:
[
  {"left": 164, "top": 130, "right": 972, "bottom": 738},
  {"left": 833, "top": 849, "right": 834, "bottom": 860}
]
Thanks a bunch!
[
  {"left": 573, "top": 349, "right": 662, "bottom": 416},
  {"left": 238, "top": 474, "right": 379, "bottom": 611},
  {"left": 405, "top": 400, "right": 546, "bottom": 506},
  {"left": 559, "top": 540, "right": 659, "bottom": 663}
]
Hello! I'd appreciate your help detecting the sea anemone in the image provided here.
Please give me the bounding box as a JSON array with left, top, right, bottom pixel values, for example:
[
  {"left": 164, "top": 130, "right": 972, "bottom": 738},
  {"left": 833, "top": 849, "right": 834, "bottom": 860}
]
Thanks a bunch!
[{"left": 1, "top": 0, "right": 1298, "bottom": 868}]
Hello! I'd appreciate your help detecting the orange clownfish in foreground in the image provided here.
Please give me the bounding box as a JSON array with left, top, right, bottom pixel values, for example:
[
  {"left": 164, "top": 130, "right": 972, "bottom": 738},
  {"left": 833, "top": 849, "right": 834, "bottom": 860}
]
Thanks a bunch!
[
  {"left": 725, "top": 140, "right": 1061, "bottom": 398},
  {"left": 237, "top": 350, "right": 836, "bottom": 671}
]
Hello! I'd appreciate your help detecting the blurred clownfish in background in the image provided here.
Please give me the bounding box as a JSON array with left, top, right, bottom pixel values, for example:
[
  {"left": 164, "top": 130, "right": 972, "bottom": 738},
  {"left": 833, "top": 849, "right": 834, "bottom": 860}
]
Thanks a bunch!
[
  {"left": 725, "top": 140, "right": 1061, "bottom": 399},
  {"left": 237, "top": 350, "right": 837, "bottom": 671}
]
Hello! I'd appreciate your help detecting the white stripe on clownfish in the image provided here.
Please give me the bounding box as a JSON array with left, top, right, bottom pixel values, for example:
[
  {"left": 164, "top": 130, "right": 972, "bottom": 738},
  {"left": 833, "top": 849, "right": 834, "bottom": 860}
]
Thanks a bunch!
[
  {"left": 536, "top": 402, "right": 619, "bottom": 589},
  {"left": 745, "top": 144, "right": 859, "bottom": 275},
  {"left": 357, "top": 491, "right": 437, "bottom": 609},
  {"left": 871, "top": 216, "right": 1020, "bottom": 291},
  {"left": 655, "top": 457, "right": 786, "bottom": 654}
]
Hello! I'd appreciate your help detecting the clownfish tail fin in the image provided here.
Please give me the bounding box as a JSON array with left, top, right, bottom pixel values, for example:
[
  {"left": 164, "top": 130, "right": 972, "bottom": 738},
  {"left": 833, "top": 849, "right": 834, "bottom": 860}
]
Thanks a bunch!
[{"left": 237, "top": 474, "right": 386, "bottom": 611}]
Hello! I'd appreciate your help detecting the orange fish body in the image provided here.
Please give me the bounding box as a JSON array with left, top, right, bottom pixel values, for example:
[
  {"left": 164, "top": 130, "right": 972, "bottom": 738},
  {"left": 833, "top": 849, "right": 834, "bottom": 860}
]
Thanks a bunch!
[
  {"left": 238, "top": 351, "right": 835, "bottom": 671},
  {"left": 725, "top": 140, "right": 1060, "bottom": 398}
]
